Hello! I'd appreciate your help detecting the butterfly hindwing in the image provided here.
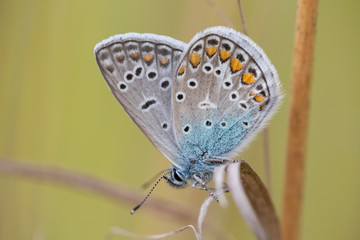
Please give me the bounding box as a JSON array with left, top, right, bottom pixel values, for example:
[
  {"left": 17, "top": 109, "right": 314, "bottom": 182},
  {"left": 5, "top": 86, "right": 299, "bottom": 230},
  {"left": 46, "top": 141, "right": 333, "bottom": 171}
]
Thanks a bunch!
[
  {"left": 172, "top": 26, "right": 282, "bottom": 160},
  {"left": 95, "top": 33, "right": 186, "bottom": 165}
]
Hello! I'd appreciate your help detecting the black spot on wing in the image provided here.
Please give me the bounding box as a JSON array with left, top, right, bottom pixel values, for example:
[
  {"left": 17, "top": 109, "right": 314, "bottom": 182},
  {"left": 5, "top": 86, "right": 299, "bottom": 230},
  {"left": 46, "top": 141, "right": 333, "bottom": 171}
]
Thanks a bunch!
[{"left": 141, "top": 99, "right": 157, "bottom": 110}]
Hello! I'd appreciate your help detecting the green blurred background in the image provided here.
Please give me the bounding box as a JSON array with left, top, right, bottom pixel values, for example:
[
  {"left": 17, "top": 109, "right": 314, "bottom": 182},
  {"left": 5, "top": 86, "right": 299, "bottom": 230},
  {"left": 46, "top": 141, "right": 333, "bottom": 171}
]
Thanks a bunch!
[{"left": 0, "top": 0, "right": 359, "bottom": 239}]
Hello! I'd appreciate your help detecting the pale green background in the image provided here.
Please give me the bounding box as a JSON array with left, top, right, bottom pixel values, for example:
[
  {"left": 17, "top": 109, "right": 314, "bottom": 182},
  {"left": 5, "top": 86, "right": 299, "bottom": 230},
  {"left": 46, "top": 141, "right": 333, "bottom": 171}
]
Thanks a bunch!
[{"left": 0, "top": 0, "right": 359, "bottom": 239}]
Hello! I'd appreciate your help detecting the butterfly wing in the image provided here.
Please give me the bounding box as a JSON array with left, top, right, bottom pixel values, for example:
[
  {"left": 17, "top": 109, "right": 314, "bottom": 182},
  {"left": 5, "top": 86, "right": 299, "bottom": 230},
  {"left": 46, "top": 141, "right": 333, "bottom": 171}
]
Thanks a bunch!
[
  {"left": 95, "top": 33, "right": 186, "bottom": 166},
  {"left": 172, "top": 26, "right": 282, "bottom": 160}
]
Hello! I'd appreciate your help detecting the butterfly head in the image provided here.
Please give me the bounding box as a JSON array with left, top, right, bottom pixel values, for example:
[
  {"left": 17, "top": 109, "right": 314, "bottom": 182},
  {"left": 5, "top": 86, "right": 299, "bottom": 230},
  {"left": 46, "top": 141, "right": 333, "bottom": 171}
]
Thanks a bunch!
[
  {"left": 165, "top": 167, "right": 189, "bottom": 188},
  {"left": 166, "top": 160, "right": 218, "bottom": 188}
]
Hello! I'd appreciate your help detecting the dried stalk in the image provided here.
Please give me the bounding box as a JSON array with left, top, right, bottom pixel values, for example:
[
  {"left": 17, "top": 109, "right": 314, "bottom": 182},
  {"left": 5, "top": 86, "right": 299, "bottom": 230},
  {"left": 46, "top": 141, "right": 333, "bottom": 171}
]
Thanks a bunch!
[
  {"left": 237, "top": 0, "right": 272, "bottom": 194},
  {"left": 237, "top": 0, "right": 248, "bottom": 35},
  {"left": 0, "top": 159, "right": 232, "bottom": 238},
  {"left": 0, "top": 159, "right": 195, "bottom": 222},
  {"left": 281, "top": 0, "right": 318, "bottom": 239},
  {"left": 205, "top": 0, "right": 235, "bottom": 29},
  {"left": 262, "top": 128, "right": 272, "bottom": 195}
]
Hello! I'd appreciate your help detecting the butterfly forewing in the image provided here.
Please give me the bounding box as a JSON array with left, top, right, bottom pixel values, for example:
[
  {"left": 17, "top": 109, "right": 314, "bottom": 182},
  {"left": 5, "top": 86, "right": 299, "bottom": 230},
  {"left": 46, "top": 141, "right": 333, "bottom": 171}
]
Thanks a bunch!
[
  {"left": 95, "top": 33, "right": 186, "bottom": 165},
  {"left": 172, "top": 27, "right": 282, "bottom": 160}
]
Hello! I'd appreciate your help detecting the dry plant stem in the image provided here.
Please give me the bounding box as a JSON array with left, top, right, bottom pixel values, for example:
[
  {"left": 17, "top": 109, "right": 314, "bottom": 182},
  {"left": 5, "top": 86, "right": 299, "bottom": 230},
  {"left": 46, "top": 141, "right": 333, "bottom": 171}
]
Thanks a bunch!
[
  {"left": 0, "top": 159, "right": 195, "bottom": 223},
  {"left": 237, "top": 0, "right": 248, "bottom": 35},
  {"left": 205, "top": 0, "right": 235, "bottom": 29},
  {"left": 262, "top": 127, "right": 272, "bottom": 195},
  {"left": 282, "top": 0, "right": 318, "bottom": 239},
  {"left": 0, "top": 159, "right": 232, "bottom": 239},
  {"left": 237, "top": 0, "right": 272, "bottom": 194}
]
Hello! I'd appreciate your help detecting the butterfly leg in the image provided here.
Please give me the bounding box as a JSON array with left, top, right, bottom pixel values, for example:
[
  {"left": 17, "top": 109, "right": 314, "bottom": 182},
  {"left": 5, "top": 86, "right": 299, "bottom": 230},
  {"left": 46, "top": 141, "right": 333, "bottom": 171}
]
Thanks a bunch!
[
  {"left": 201, "top": 158, "right": 238, "bottom": 165},
  {"left": 192, "top": 175, "right": 219, "bottom": 202}
]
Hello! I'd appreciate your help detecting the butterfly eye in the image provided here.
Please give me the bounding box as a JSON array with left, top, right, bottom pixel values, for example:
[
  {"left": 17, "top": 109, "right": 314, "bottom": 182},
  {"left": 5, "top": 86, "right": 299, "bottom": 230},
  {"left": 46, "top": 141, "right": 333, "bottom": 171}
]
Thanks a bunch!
[
  {"left": 166, "top": 169, "right": 187, "bottom": 188},
  {"left": 173, "top": 170, "right": 183, "bottom": 182}
]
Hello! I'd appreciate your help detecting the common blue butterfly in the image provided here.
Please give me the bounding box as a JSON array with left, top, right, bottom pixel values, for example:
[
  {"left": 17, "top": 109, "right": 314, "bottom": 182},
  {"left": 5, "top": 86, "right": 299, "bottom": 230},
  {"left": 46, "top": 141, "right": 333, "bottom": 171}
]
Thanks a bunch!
[{"left": 94, "top": 26, "right": 282, "bottom": 191}]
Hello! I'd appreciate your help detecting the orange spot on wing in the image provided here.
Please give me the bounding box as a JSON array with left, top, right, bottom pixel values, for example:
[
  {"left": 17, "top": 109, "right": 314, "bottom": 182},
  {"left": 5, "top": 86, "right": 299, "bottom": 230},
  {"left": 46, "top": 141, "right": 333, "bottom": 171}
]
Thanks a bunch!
[
  {"left": 116, "top": 55, "right": 125, "bottom": 63},
  {"left": 254, "top": 94, "right": 265, "bottom": 102},
  {"left": 249, "top": 92, "right": 255, "bottom": 96},
  {"left": 144, "top": 54, "right": 154, "bottom": 62},
  {"left": 189, "top": 53, "right": 201, "bottom": 67},
  {"left": 230, "top": 58, "right": 243, "bottom": 72},
  {"left": 260, "top": 103, "right": 266, "bottom": 111},
  {"left": 130, "top": 52, "right": 139, "bottom": 59},
  {"left": 242, "top": 73, "right": 255, "bottom": 84},
  {"left": 206, "top": 46, "right": 217, "bottom": 57},
  {"left": 159, "top": 57, "right": 169, "bottom": 65},
  {"left": 220, "top": 49, "right": 231, "bottom": 61},
  {"left": 178, "top": 65, "right": 185, "bottom": 75}
]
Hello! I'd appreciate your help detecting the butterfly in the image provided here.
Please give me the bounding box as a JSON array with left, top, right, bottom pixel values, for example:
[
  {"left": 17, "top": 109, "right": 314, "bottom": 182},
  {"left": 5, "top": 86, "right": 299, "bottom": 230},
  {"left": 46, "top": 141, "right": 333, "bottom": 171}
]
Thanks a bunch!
[{"left": 94, "top": 26, "right": 282, "bottom": 190}]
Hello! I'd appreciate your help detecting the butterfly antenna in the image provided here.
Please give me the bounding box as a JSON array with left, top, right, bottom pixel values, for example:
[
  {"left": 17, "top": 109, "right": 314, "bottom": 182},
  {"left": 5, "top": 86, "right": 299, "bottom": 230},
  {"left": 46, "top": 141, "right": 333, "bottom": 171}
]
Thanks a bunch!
[
  {"left": 141, "top": 168, "right": 171, "bottom": 189},
  {"left": 131, "top": 170, "right": 172, "bottom": 214}
]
